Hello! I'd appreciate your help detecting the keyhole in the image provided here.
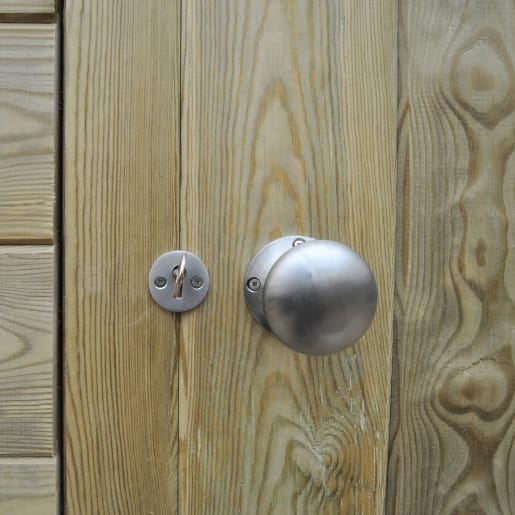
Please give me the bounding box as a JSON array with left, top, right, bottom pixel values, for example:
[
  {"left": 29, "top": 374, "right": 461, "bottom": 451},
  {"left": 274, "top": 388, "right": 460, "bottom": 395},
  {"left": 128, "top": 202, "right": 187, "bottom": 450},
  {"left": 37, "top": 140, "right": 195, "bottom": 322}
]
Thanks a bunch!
[{"left": 172, "top": 254, "right": 187, "bottom": 299}]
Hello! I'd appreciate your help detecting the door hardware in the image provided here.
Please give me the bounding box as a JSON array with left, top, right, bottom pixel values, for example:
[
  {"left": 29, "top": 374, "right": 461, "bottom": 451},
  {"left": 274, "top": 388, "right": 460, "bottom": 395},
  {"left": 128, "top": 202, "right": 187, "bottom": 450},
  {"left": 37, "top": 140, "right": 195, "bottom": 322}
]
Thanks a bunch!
[
  {"left": 244, "top": 236, "right": 377, "bottom": 355},
  {"left": 172, "top": 254, "right": 187, "bottom": 298},
  {"left": 149, "top": 251, "right": 209, "bottom": 312}
]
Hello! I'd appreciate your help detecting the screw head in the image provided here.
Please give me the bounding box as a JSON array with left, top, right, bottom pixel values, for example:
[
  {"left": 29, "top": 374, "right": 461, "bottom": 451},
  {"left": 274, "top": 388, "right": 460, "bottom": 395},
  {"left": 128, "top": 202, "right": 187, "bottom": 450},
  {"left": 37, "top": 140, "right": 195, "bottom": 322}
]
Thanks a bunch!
[
  {"left": 247, "top": 277, "right": 261, "bottom": 292},
  {"left": 191, "top": 275, "right": 204, "bottom": 289},
  {"left": 154, "top": 276, "right": 167, "bottom": 288}
]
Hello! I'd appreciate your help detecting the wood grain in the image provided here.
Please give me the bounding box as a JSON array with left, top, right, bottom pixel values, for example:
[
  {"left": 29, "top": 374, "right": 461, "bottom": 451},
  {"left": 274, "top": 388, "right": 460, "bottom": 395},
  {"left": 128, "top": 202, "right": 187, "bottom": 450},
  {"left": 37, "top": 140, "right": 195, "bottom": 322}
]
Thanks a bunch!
[
  {"left": 0, "top": 25, "right": 56, "bottom": 244},
  {"left": 0, "top": 457, "right": 56, "bottom": 514},
  {"left": 180, "top": 1, "right": 396, "bottom": 513},
  {"left": 388, "top": 1, "right": 515, "bottom": 514},
  {"left": 64, "top": 1, "right": 181, "bottom": 513},
  {"left": 0, "top": 246, "right": 54, "bottom": 456},
  {"left": 0, "top": 1, "right": 54, "bottom": 14}
]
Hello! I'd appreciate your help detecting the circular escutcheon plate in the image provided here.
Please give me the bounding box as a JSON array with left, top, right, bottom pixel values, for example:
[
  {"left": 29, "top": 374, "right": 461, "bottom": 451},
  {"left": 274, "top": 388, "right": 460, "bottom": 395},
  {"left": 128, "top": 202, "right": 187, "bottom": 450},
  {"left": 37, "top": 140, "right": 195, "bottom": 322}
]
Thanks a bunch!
[{"left": 148, "top": 250, "right": 209, "bottom": 312}]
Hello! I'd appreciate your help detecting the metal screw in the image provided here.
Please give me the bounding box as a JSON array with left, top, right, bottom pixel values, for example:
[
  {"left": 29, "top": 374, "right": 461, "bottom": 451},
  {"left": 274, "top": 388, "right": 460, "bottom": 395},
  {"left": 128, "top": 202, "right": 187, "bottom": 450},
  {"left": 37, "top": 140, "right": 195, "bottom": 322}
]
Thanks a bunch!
[
  {"left": 292, "top": 237, "right": 305, "bottom": 247},
  {"left": 191, "top": 276, "right": 204, "bottom": 289},
  {"left": 247, "top": 277, "right": 261, "bottom": 291},
  {"left": 154, "top": 276, "right": 167, "bottom": 288}
]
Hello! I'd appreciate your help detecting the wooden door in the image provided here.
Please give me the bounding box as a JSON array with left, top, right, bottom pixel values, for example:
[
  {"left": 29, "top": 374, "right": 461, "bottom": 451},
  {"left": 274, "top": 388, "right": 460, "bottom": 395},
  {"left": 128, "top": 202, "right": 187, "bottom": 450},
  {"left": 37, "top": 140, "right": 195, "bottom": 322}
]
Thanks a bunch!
[
  {"left": 62, "top": 1, "right": 515, "bottom": 514},
  {"left": 64, "top": 0, "right": 396, "bottom": 512}
]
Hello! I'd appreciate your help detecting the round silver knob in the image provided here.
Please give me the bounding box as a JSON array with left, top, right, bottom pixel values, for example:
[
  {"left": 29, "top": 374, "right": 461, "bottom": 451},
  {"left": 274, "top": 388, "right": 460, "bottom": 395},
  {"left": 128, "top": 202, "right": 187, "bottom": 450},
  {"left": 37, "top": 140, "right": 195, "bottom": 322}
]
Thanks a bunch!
[{"left": 244, "top": 236, "right": 377, "bottom": 355}]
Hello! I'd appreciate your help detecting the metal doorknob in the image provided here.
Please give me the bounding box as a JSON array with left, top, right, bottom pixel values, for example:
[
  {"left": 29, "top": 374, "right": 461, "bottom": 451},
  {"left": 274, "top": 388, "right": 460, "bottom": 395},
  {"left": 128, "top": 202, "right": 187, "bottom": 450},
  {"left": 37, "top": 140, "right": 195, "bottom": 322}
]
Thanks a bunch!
[{"left": 244, "top": 236, "right": 377, "bottom": 355}]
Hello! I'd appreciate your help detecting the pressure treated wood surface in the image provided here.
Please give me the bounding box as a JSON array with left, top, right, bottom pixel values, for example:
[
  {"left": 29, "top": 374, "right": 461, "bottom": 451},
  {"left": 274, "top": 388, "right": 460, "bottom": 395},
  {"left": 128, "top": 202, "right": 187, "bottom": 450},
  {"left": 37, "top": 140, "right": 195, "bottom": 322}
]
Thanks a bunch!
[
  {"left": 64, "top": 1, "right": 181, "bottom": 513},
  {"left": 180, "top": 1, "right": 396, "bottom": 513},
  {"left": 388, "top": 2, "right": 515, "bottom": 514},
  {"left": 0, "top": 458, "right": 56, "bottom": 514},
  {"left": 0, "top": 1, "right": 54, "bottom": 14},
  {"left": 0, "top": 24, "right": 56, "bottom": 244},
  {"left": 0, "top": 246, "right": 54, "bottom": 456}
]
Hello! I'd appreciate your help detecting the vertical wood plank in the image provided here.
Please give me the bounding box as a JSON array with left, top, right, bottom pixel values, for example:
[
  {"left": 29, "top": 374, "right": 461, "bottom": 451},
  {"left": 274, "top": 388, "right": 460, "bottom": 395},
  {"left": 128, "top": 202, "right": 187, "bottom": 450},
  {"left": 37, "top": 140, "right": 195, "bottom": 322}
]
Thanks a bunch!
[
  {"left": 388, "top": 1, "right": 515, "bottom": 514},
  {"left": 0, "top": 25, "right": 56, "bottom": 243},
  {"left": 0, "top": 246, "right": 54, "bottom": 455},
  {"left": 0, "top": 458, "right": 56, "bottom": 515},
  {"left": 180, "top": 1, "right": 396, "bottom": 513},
  {"left": 64, "top": 1, "right": 181, "bottom": 513}
]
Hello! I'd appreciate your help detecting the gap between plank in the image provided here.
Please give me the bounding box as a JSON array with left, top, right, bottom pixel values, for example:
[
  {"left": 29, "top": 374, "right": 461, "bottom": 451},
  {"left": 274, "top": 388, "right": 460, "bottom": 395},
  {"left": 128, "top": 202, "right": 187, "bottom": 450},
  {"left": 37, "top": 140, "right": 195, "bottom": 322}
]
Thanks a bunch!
[
  {"left": 54, "top": 1, "right": 64, "bottom": 514},
  {"left": 0, "top": 13, "right": 56, "bottom": 23}
]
